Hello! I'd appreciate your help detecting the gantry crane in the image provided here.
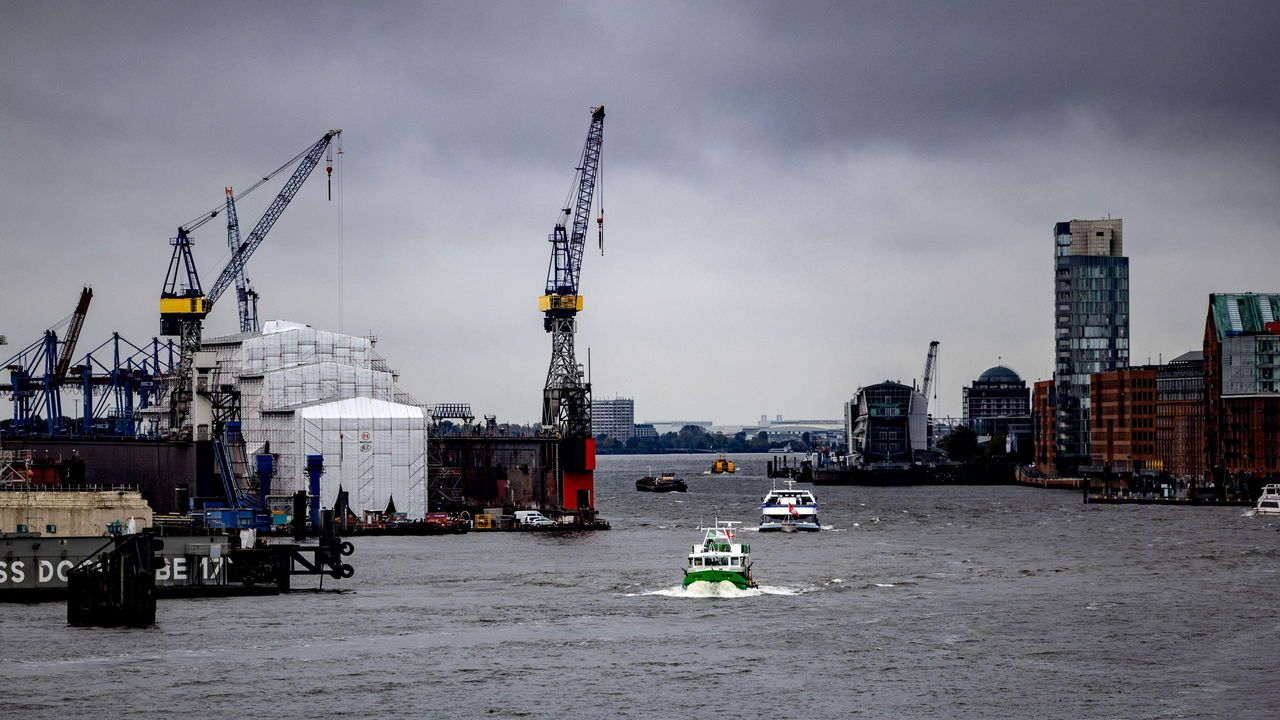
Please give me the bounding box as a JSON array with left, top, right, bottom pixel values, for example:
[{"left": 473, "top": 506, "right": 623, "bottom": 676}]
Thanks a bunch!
[
  {"left": 539, "top": 105, "right": 605, "bottom": 513},
  {"left": 0, "top": 286, "right": 93, "bottom": 435},
  {"left": 160, "top": 129, "right": 341, "bottom": 438}
]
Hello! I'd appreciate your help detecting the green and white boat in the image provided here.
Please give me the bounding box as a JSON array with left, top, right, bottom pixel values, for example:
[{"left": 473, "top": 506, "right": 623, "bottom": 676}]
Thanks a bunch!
[{"left": 682, "top": 521, "right": 756, "bottom": 589}]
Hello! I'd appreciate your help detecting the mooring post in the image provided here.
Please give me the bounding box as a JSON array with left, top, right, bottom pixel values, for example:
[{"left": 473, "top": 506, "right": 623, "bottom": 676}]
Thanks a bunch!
[{"left": 306, "top": 454, "right": 324, "bottom": 533}]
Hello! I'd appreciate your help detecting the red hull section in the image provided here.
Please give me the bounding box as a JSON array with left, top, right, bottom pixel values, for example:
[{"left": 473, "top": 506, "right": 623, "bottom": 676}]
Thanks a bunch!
[
  {"left": 561, "top": 470, "right": 593, "bottom": 510},
  {"left": 560, "top": 437, "right": 596, "bottom": 510}
]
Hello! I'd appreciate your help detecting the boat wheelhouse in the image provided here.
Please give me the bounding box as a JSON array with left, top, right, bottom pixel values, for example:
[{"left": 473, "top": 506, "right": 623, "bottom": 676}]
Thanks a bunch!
[
  {"left": 682, "top": 521, "right": 755, "bottom": 589},
  {"left": 1255, "top": 484, "right": 1280, "bottom": 516}
]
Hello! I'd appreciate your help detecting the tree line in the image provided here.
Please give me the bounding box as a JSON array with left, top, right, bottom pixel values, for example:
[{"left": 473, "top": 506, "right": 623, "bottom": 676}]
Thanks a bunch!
[{"left": 595, "top": 424, "right": 808, "bottom": 454}]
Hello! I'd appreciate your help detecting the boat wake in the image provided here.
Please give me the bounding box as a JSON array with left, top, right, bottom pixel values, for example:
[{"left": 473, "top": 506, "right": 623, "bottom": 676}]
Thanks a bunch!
[{"left": 630, "top": 581, "right": 810, "bottom": 598}]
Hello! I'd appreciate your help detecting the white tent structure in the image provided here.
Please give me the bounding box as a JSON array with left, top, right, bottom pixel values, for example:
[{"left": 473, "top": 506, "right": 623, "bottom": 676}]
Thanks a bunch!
[{"left": 208, "top": 320, "right": 428, "bottom": 518}]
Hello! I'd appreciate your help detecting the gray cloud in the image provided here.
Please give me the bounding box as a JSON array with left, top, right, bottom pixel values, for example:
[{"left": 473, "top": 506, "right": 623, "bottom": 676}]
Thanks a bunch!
[{"left": 2, "top": 1, "right": 1278, "bottom": 424}]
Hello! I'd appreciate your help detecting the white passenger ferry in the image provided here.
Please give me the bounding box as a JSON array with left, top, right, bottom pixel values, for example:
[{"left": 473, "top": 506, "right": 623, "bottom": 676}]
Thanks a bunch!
[{"left": 759, "top": 479, "right": 820, "bottom": 532}]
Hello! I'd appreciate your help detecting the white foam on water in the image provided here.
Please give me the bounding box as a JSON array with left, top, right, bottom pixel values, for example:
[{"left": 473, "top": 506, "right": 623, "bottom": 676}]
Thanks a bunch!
[
  {"left": 1242, "top": 509, "right": 1257, "bottom": 517},
  {"left": 874, "top": 583, "right": 895, "bottom": 588},
  {"left": 630, "top": 581, "right": 809, "bottom": 598}
]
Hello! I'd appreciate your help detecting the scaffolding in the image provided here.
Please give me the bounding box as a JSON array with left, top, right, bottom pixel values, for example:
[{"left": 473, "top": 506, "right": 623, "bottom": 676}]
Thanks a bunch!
[{"left": 208, "top": 321, "right": 428, "bottom": 518}]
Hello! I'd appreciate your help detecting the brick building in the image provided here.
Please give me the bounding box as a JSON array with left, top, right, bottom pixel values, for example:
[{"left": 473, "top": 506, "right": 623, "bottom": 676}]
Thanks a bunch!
[
  {"left": 1089, "top": 366, "right": 1159, "bottom": 479},
  {"left": 1155, "top": 350, "right": 1205, "bottom": 481},
  {"left": 1204, "top": 293, "right": 1280, "bottom": 493},
  {"left": 1032, "top": 379, "right": 1056, "bottom": 476}
]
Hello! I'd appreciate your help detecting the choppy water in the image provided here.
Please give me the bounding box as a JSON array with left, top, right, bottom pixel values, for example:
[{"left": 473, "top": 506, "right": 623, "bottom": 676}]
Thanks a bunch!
[{"left": 3, "top": 453, "right": 1278, "bottom": 718}]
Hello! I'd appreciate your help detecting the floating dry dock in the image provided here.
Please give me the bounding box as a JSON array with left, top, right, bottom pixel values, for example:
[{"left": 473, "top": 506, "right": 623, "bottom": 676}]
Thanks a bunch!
[{"left": 1, "top": 530, "right": 354, "bottom": 602}]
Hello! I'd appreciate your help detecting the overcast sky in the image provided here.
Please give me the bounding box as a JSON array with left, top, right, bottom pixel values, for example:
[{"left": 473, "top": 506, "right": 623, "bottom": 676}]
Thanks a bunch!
[{"left": 2, "top": 1, "right": 1278, "bottom": 426}]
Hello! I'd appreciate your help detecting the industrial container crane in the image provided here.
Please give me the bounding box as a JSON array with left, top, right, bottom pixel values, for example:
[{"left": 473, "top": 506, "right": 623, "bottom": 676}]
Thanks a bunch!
[
  {"left": 160, "top": 129, "right": 341, "bottom": 437},
  {"left": 539, "top": 105, "right": 604, "bottom": 513},
  {"left": 0, "top": 286, "right": 94, "bottom": 435}
]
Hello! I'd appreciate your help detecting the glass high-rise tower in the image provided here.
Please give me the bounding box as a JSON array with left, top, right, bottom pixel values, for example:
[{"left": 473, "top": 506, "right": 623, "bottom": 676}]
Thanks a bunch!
[{"left": 1053, "top": 219, "right": 1129, "bottom": 473}]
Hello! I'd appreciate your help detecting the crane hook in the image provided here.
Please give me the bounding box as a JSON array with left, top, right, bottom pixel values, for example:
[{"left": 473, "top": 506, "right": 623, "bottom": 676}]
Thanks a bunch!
[{"left": 326, "top": 144, "right": 335, "bottom": 200}]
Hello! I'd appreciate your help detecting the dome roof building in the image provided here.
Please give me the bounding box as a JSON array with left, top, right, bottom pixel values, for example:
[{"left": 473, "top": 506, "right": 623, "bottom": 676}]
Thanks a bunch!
[
  {"left": 978, "top": 365, "right": 1022, "bottom": 385},
  {"left": 964, "top": 365, "right": 1032, "bottom": 438}
]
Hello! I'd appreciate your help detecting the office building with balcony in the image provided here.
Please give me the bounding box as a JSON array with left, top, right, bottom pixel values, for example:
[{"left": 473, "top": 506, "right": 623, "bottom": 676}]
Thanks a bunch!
[
  {"left": 1053, "top": 218, "right": 1130, "bottom": 473},
  {"left": 845, "top": 382, "right": 929, "bottom": 466}
]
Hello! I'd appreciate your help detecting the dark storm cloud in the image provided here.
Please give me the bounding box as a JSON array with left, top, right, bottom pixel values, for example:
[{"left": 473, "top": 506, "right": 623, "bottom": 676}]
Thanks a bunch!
[
  {"left": 1, "top": 1, "right": 1278, "bottom": 422},
  {"left": 6, "top": 2, "right": 1276, "bottom": 168}
]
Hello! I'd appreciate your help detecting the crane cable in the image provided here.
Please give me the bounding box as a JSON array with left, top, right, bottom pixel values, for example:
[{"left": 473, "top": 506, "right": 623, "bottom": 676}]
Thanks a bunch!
[
  {"left": 176, "top": 142, "right": 317, "bottom": 234},
  {"left": 336, "top": 135, "right": 345, "bottom": 334},
  {"left": 596, "top": 149, "right": 604, "bottom": 254}
]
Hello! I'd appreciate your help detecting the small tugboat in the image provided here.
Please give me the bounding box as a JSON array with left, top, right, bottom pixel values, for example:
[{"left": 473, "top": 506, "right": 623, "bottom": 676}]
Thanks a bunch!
[
  {"left": 636, "top": 471, "right": 688, "bottom": 493},
  {"left": 1255, "top": 484, "right": 1280, "bottom": 516},
  {"left": 682, "top": 521, "right": 756, "bottom": 589},
  {"left": 759, "top": 479, "right": 820, "bottom": 532},
  {"left": 710, "top": 454, "right": 736, "bottom": 474}
]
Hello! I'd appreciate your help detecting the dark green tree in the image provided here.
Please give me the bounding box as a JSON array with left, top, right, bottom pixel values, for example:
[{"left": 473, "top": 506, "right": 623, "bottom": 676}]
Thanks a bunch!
[{"left": 939, "top": 426, "right": 979, "bottom": 461}]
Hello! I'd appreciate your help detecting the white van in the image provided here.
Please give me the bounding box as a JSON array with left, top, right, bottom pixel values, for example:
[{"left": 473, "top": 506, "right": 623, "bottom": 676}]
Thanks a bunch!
[{"left": 513, "top": 510, "right": 555, "bottom": 526}]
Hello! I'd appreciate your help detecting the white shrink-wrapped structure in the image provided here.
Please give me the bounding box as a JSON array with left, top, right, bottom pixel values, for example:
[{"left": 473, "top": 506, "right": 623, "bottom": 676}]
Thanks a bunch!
[{"left": 206, "top": 320, "right": 427, "bottom": 519}]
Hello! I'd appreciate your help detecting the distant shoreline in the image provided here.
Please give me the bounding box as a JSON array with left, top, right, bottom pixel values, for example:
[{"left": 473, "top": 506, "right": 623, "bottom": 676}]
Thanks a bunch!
[{"left": 596, "top": 449, "right": 799, "bottom": 456}]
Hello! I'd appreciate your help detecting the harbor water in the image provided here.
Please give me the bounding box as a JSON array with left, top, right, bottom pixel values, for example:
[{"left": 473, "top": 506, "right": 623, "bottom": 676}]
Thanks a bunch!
[{"left": 2, "top": 453, "right": 1278, "bottom": 718}]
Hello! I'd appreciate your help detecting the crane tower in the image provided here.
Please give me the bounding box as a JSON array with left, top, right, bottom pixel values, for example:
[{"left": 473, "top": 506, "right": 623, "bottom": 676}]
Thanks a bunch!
[
  {"left": 160, "top": 129, "right": 341, "bottom": 438},
  {"left": 539, "top": 106, "right": 605, "bottom": 513}
]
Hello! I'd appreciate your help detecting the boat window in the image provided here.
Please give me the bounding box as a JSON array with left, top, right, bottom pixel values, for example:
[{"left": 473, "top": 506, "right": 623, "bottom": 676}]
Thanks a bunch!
[{"left": 1263, "top": 501, "right": 1279, "bottom": 508}]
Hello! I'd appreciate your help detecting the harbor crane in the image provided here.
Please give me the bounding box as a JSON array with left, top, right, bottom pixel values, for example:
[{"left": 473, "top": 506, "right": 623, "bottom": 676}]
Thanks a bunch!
[
  {"left": 919, "top": 339, "right": 939, "bottom": 409},
  {"left": 54, "top": 286, "right": 93, "bottom": 385},
  {"left": 539, "top": 106, "right": 605, "bottom": 513},
  {"left": 910, "top": 340, "right": 940, "bottom": 453},
  {"left": 0, "top": 286, "right": 93, "bottom": 435},
  {"left": 224, "top": 187, "right": 261, "bottom": 333},
  {"left": 160, "top": 129, "right": 341, "bottom": 438}
]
